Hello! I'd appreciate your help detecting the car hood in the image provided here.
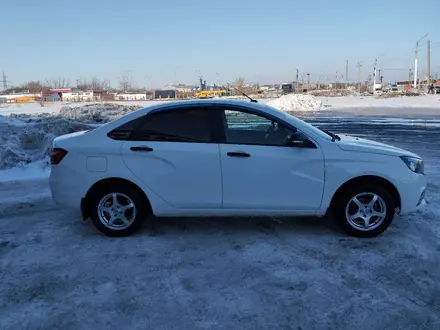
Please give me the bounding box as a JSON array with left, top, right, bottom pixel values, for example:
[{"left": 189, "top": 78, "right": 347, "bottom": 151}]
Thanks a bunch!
[{"left": 336, "top": 134, "right": 420, "bottom": 158}]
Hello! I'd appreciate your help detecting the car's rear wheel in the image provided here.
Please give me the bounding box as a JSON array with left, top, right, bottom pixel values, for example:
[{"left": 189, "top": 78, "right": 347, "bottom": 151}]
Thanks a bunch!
[
  {"left": 89, "top": 183, "right": 149, "bottom": 237},
  {"left": 333, "top": 183, "right": 395, "bottom": 237}
]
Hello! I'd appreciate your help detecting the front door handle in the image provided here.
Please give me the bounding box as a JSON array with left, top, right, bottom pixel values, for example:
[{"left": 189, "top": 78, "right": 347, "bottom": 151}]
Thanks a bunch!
[
  {"left": 227, "top": 151, "right": 250, "bottom": 158},
  {"left": 130, "top": 146, "right": 153, "bottom": 152}
]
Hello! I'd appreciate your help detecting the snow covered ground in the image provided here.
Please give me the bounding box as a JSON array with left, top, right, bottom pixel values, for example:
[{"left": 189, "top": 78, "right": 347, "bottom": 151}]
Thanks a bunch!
[
  {"left": 320, "top": 94, "right": 440, "bottom": 109},
  {"left": 1, "top": 98, "right": 440, "bottom": 329}
]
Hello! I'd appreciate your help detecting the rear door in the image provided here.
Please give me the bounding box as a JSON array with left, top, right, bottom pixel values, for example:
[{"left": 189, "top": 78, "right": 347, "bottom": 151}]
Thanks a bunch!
[{"left": 118, "top": 105, "right": 222, "bottom": 209}]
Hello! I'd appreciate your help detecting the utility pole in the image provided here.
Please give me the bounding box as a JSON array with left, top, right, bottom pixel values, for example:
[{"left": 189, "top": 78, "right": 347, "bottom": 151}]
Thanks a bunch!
[
  {"left": 301, "top": 73, "right": 305, "bottom": 93},
  {"left": 2, "top": 71, "right": 11, "bottom": 91},
  {"left": 414, "top": 34, "right": 428, "bottom": 88},
  {"left": 307, "top": 73, "right": 310, "bottom": 90},
  {"left": 373, "top": 53, "right": 385, "bottom": 92},
  {"left": 295, "top": 69, "right": 299, "bottom": 93},
  {"left": 427, "top": 39, "right": 431, "bottom": 86},
  {"left": 357, "top": 62, "right": 362, "bottom": 93},
  {"left": 345, "top": 60, "right": 349, "bottom": 89}
]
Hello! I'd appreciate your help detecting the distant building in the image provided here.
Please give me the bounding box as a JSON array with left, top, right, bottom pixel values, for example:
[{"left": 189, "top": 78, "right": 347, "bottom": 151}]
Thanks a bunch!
[
  {"left": 93, "top": 90, "right": 115, "bottom": 101},
  {"left": 115, "top": 92, "right": 147, "bottom": 101},
  {"left": 153, "top": 90, "right": 176, "bottom": 99},
  {"left": 0, "top": 92, "right": 39, "bottom": 103},
  {"left": 62, "top": 91, "right": 94, "bottom": 102},
  {"left": 162, "top": 84, "right": 197, "bottom": 93}
]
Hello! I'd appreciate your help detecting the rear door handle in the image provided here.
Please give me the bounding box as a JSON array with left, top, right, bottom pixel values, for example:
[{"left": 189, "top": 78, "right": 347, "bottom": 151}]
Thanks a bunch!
[
  {"left": 130, "top": 146, "right": 153, "bottom": 152},
  {"left": 227, "top": 151, "right": 250, "bottom": 158}
]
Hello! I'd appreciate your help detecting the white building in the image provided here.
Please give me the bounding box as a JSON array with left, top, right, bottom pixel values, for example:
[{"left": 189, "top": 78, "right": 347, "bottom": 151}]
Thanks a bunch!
[
  {"left": 62, "top": 91, "right": 94, "bottom": 102},
  {"left": 162, "top": 84, "right": 196, "bottom": 93},
  {"left": 115, "top": 93, "right": 147, "bottom": 101}
]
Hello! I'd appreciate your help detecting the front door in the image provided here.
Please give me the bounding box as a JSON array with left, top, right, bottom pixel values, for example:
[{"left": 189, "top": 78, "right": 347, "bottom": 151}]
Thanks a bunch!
[
  {"left": 217, "top": 106, "right": 325, "bottom": 211},
  {"left": 120, "top": 105, "right": 222, "bottom": 209}
]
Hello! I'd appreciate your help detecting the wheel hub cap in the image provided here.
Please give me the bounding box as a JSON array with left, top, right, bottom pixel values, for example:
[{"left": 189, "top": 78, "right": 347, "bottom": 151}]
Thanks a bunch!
[
  {"left": 345, "top": 192, "right": 387, "bottom": 232},
  {"left": 97, "top": 192, "right": 137, "bottom": 230},
  {"left": 361, "top": 206, "right": 372, "bottom": 217}
]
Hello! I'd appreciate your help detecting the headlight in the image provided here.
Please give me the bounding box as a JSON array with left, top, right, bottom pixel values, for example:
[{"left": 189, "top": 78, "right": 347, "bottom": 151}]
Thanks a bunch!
[{"left": 400, "top": 156, "right": 424, "bottom": 174}]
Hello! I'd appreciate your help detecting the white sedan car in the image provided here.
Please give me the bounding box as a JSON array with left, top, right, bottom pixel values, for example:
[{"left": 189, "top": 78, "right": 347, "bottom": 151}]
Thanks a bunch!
[{"left": 49, "top": 99, "right": 427, "bottom": 237}]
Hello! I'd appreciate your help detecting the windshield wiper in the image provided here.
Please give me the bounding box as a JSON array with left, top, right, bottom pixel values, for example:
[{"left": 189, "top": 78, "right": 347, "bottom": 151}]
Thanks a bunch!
[{"left": 320, "top": 129, "right": 341, "bottom": 142}]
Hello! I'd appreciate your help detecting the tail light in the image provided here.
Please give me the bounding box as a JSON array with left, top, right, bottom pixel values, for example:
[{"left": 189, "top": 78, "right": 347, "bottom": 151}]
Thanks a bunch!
[{"left": 49, "top": 148, "right": 68, "bottom": 165}]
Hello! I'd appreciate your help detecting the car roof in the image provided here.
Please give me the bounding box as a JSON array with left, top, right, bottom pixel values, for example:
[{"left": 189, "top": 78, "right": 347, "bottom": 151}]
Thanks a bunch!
[
  {"left": 142, "top": 98, "right": 281, "bottom": 117},
  {"left": 97, "top": 98, "right": 286, "bottom": 134}
]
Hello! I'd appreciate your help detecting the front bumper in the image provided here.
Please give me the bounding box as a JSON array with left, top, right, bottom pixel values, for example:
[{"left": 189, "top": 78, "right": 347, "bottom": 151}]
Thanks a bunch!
[
  {"left": 396, "top": 172, "right": 427, "bottom": 215},
  {"left": 416, "top": 188, "right": 427, "bottom": 207}
]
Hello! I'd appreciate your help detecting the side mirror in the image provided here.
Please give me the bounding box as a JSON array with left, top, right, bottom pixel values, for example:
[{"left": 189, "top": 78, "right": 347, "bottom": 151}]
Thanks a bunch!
[{"left": 286, "top": 135, "right": 316, "bottom": 148}]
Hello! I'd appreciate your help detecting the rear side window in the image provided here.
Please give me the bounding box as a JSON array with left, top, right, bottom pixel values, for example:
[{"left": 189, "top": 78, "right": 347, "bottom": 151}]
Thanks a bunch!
[
  {"left": 132, "top": 107, "right": 212, "bottom": 142},
  {"left": 107, "top": 116, "right": 146, "bottom": 140}
]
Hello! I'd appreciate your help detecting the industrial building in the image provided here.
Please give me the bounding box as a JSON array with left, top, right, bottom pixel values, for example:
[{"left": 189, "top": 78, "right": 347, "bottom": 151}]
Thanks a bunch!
[{"left": 0, "top": 91, "right": 39, "bottom": 103}]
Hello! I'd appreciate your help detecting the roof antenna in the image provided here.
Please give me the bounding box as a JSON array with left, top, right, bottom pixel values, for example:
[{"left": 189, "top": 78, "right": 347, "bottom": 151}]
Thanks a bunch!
[{"left": 229, "top": 85, "right": 258, "bottom": 103}]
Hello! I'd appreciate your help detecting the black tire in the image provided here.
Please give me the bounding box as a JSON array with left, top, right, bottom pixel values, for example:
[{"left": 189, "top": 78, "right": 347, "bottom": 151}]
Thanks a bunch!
[
  {"left": 89, "top": 183, "right": 150, "bottom": 237},
  {"left": 332, "top": 183, "right": 395, "bottom": 238}
]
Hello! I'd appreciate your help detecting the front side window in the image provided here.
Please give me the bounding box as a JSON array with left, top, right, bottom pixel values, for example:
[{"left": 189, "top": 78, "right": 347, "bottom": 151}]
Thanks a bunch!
[
  {"left": 222, "top": 109, "right": 297, "bottom": 146},
  {"left": 133, "top": 107, "right": 212, "bottom": 142}
]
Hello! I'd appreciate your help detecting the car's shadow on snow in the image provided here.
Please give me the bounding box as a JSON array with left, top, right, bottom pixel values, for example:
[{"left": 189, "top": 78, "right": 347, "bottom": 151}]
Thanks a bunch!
[
  {"left": 73, "top": 212, "right": 433, "bottom": 253},
  {"left": 74, "top": 214, "right": 409, "bottom": 254},
  {"left": 74, "top": 214, "right": 341, "bottom": 239},
  {"left": 140, "top": 215, "right": 342, "bottom": 237}
]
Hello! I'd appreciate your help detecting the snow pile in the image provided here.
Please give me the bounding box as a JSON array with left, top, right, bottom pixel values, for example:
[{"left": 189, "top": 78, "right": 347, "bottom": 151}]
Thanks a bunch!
[
  {"left": 0, "top": 116, "right": 93, "bottom": 169},
  {"left": 0, "top": 103, "right": 145, "bottom": 169},
  {"left": 308, "top": 89, "right": 360, "bottom": 97},
  {"left": 267, "top": 94, "right": 323, "bottom": 112},
  {"left": 376, "top": 89, "right": 426, "bottom": 98},
  {"left": 59, "top": 103, "right": 143, "bottom": 123}
]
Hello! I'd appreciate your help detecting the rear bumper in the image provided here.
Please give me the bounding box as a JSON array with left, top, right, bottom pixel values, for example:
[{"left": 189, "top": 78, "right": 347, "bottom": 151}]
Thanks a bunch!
[
  {"left": 80, "top": 198, "right": 89, "bottom": 221},
  {"left": 49, "top": 166, "right": 88, "bottom": 210}
]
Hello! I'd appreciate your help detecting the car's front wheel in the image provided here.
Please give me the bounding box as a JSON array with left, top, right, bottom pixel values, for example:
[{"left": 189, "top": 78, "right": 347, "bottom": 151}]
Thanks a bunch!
[
  {"left": 333, "top": 183, "right": 395, "bottom": 237},
  {"left": 89, "top": 183, "right": 149, "bottom": 237}
]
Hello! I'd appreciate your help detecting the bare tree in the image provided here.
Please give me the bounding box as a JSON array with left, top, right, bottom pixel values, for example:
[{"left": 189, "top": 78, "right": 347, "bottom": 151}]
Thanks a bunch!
[
  {"left": 76, "top": 77, "right": 110, "bottom": 91},
  {"left": 23, "top": 81, "right": 48, "bottom": 93},
  {"left": 235, "top": 77, "right": 245, "bottom": 89},
  {"left": 45, "top": 77, "right": 70, "bottom": 89},
  {"left": 118, "top": 71, "right": 132, "bottom": 92},
  {"left": 3, "top": 81, "right": 49, "bottom": 94},
  {"left": 90, "top": 77, "right": 110, "bottom": 90},
  {"left": 76, "top": 79, "right": 88, "bottom": 91}
]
